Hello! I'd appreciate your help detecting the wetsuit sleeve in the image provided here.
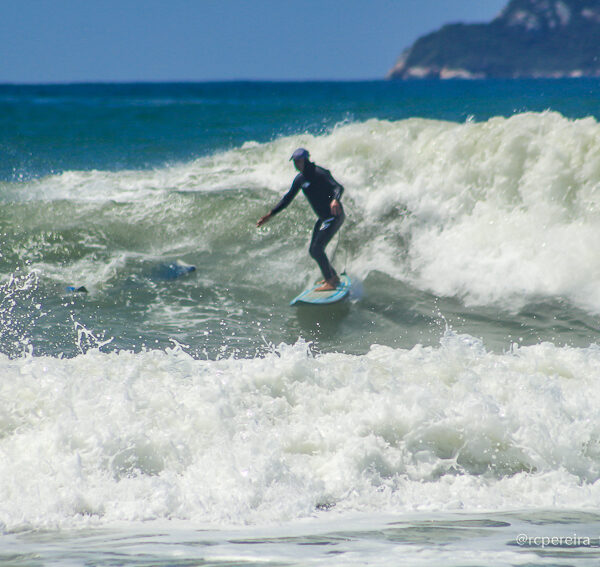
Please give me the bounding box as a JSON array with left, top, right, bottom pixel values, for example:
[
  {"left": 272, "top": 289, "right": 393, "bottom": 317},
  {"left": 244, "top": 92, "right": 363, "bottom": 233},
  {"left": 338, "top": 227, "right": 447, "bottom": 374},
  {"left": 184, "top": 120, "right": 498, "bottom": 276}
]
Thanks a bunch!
[
  {"left": 322, "top": 169, "right": 344, "bottom": 201},
  {"left": 270, "top": 175, "right": 302, "bottom": 216}
]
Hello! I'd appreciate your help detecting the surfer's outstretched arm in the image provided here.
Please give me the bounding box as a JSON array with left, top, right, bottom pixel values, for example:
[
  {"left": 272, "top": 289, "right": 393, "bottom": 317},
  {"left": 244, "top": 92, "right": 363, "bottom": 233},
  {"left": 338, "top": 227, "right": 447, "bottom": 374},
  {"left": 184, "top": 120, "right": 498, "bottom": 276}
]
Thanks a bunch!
[
  {"left": 256, "top": 212, "right": 272, "bottom": 227},
  {"left": 256, "top": 176, "right": 302, "bottom": 227}
]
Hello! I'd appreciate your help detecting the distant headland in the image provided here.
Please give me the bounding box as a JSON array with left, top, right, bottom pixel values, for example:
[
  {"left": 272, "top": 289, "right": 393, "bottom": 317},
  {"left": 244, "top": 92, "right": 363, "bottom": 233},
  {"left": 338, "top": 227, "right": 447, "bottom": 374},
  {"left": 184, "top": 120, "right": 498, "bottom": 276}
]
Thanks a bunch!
[{"left": 387, "top": 0, "right": 600, "bottom": 79}]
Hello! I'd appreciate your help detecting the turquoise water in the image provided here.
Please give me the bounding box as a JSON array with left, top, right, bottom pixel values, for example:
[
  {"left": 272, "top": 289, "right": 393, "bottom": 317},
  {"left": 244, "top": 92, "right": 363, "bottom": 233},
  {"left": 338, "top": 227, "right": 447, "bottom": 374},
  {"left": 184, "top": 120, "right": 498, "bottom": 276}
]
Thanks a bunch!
[{"left": 2, "top": 80, "right": 600, "bottom": 565}]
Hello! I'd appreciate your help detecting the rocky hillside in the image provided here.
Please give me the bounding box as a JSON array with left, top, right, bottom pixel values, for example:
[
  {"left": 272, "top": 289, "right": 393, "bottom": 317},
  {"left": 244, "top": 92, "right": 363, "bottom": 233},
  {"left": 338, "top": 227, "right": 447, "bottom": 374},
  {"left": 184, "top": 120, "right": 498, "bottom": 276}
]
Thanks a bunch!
[{"left": 387, "top": 0, "right": 600, "bottom": 79}]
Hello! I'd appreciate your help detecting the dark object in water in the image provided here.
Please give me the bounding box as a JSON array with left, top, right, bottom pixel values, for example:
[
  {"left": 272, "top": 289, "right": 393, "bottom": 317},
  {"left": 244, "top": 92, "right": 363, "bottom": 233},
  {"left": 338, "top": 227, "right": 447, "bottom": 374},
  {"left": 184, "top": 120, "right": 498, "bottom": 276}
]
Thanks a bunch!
[
  {"left": 66, "top": 286, "right": 88, "bottom": 293},
  {"left": 152, "top": 262, "right": 196, "bottom": 280}
]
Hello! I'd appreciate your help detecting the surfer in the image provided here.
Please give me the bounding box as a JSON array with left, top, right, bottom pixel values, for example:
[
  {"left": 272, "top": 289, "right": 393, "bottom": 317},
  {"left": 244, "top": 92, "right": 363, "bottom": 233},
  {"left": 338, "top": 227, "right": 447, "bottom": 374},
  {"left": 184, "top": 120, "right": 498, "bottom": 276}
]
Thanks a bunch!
[{"left": 257, "top": 148, "right": 345, "bottom": 291}]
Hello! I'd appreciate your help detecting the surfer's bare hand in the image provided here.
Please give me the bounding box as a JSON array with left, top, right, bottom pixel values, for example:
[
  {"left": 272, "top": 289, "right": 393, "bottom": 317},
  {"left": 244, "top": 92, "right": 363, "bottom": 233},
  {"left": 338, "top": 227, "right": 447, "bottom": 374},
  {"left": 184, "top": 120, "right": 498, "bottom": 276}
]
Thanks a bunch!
[
  {"left": 257, "top": 213, "right": 272, "bottom": 227},
  {"left": 330, "top": 199, "right": 342, "bottom": 216}
]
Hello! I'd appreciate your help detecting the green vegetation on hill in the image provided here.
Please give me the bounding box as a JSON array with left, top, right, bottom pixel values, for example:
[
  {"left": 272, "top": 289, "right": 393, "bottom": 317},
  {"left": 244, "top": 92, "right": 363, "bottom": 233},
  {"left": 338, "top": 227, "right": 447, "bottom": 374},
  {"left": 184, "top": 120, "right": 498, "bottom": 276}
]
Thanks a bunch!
[{"left": 388, "top": 0, "right": 600, "bottom": 79}]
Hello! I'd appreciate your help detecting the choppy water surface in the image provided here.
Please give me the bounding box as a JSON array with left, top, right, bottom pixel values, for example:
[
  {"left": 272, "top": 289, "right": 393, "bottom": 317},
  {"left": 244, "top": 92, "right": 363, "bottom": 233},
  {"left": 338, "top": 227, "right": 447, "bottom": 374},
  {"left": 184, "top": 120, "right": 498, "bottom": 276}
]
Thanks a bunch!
[{"left": 2, "top": 80, "right": 600, "bottom": 565}]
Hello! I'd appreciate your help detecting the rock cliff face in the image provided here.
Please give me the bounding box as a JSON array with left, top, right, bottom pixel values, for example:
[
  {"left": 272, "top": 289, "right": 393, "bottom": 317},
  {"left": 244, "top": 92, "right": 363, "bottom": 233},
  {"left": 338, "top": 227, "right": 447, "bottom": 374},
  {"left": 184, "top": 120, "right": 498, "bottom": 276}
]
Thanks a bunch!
[{"left": 387, "top": 0, "right": 600, "bottom": 79}]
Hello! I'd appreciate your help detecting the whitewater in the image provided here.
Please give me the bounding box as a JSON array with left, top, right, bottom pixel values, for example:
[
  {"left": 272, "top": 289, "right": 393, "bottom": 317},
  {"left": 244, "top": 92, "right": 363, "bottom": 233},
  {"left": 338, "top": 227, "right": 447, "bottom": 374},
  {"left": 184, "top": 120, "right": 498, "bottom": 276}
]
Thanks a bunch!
[{"left": 2, "top": 80, "right": 600, "bottom": 565}]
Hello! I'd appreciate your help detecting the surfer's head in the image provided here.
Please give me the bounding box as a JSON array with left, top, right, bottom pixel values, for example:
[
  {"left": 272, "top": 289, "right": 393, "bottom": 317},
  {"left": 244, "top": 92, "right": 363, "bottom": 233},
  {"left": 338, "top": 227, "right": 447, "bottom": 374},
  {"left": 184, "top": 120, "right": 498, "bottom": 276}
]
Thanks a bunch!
[{"left": 290, "top": 147, "right": 309, "bottom": 172}]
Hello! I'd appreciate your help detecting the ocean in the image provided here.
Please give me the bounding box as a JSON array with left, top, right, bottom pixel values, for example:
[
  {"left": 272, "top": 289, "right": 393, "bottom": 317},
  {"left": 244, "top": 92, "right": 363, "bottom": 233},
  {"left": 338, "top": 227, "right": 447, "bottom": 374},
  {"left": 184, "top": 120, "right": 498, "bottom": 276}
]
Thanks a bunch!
[{"left": 2, "top": 79, "right": 600, "bottom": 565}]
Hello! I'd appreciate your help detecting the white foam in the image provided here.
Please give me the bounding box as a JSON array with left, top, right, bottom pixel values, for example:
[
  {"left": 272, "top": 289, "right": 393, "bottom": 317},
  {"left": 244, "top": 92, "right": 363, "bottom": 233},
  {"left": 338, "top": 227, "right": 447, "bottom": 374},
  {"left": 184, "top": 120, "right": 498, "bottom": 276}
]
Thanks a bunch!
[
  {"left": 321, "top": 113, "right": 600, "bottom": 313},
  {"left": 2, "top": 335, "right": 600, "bottom": 531}
]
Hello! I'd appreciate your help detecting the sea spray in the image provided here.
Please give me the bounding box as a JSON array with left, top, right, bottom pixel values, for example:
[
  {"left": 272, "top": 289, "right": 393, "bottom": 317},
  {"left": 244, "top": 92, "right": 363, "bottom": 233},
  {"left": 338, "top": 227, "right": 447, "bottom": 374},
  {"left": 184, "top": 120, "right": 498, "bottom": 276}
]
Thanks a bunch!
[
  {"left": 0, "top": 271, "right": 41, "bottom": 357},
  {"left": 2, "top": 335, "right": 600, "bottom": 530}
]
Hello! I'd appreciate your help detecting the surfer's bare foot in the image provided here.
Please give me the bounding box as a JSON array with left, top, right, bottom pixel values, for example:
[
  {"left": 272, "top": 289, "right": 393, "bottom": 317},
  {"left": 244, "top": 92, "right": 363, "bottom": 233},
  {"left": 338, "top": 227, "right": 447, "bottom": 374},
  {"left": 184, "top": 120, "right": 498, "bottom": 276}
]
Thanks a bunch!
[{"left": 315, "top": 278, "right": 339, "bottom": 291}]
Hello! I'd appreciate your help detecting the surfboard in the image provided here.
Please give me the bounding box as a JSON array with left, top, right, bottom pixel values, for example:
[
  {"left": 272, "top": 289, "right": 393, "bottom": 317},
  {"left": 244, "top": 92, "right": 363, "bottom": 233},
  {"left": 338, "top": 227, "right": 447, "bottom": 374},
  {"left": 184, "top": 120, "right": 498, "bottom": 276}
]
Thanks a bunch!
[
  {"left": 290, "top": 273, "right": 351, "bottom": 306},
  {"left": 151, "top": 261, "right": 196, "bottom": 280}
]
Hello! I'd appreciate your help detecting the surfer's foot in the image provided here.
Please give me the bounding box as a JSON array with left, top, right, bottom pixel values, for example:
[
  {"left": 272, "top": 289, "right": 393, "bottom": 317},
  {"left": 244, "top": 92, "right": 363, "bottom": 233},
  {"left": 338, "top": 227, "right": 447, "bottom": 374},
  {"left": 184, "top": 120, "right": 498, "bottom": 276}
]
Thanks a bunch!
[{"left": 315, "top": 277, "right": 339, "bottom": 292}]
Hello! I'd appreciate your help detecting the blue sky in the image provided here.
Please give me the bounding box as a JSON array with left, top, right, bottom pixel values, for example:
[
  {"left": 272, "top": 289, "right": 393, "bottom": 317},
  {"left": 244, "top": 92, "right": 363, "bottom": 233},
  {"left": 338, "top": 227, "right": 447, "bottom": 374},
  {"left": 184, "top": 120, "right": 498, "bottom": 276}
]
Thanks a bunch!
[{"left": 2, "top": 0, "right": 507, "bottom": 83}]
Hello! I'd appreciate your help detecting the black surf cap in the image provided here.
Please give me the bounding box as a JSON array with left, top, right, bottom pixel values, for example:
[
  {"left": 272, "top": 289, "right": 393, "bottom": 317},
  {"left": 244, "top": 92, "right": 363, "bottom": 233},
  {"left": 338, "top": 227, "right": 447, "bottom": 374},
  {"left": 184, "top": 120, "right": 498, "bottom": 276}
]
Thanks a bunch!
[{"left": 290, "top": 148, "right": 309, "bottom": 161}]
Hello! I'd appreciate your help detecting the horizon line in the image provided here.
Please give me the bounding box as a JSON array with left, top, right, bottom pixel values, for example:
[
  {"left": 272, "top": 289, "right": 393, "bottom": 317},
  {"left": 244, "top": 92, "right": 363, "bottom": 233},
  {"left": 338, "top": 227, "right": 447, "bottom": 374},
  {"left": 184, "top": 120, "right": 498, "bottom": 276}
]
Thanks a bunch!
[{"left": 0, "top": 77, "right": 389, "bottom": 86}]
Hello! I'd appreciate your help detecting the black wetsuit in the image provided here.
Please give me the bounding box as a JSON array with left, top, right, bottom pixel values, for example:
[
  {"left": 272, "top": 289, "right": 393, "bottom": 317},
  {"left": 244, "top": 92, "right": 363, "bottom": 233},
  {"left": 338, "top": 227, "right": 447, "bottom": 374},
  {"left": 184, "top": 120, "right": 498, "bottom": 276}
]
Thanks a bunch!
[{"left": 271, "top": 161, "right": 345, "bottom": 281}]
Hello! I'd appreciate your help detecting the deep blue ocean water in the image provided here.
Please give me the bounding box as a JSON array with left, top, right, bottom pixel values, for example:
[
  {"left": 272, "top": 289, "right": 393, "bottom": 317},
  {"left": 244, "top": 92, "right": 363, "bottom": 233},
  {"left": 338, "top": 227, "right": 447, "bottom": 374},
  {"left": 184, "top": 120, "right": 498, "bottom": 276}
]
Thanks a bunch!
[
  {"left": 2, "top": 79, "right": 600, "bottom": 565},
  {"left": 3, "top": 79, "right": 599, "bottom": 181}
]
